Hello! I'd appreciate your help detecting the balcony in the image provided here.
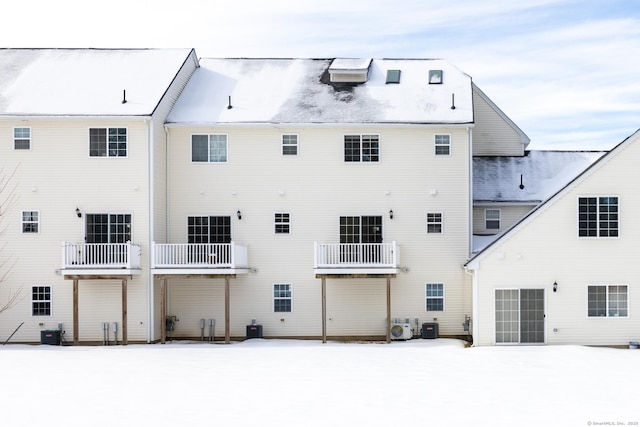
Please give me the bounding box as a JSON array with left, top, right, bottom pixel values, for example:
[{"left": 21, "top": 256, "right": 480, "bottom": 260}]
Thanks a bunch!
[
  {"left": 61, "top": 242, "right": 142, "bottom": 276},
  {"left": 151, "top": 242, "right": 249, "bottom": 275},
  {"left": 313, "top": 242, "right": 400, "bottom": 276}
]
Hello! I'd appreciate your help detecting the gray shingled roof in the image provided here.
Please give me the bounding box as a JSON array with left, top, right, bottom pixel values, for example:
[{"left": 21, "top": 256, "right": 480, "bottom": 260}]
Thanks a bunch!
[{"left": 473, "top": 151, "right": 606, "bottom": 203}]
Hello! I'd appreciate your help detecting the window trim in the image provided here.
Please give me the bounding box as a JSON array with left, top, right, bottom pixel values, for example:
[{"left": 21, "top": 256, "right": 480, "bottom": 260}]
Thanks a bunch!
[
  {"left": 425, "top": 283, "right": 445, "bottom": 311},
  {"left": 281, "top": 134, "right": 299, "bottom": 156},
  {"left": 31, "top": 285, "right": 52, "bottom": 316},
  {"left": 14, "top": 127, "right": 31, "bottom": 150},
  {"left": 21, "top": 210, "right": 40, "bottom": 234},
  {"left": 273, "top": 283, "right": 292, "bottom": 313},
  {"left": 191, "top": 133, "right": 229, "bottom": 163},
  {"left": 343, "top": 134, "right": 380, "bottom": 163},
  {"left": 434, "top": 134, "right": 451, "bottom": 156},
  {"left": 274, "top": 212, "right": 291, "bottom": 234},
  {"left": 89, "top": 127, "right": 128, "bottom": 158},
  {"left": 485, "top": 208, "right": 501, "bottom": 231},
  {"left": 427, "top": 212, "right": 443, "bottom": 234},
  {"left": 578, "top": 196, "right": 619, "bottom": 238},
  {"left": 587, "top": 284, "right": 628, "bottom": 318}
]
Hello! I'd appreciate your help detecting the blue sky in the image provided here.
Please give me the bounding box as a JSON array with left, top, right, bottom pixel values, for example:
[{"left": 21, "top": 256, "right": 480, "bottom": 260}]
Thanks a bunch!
[{"left": 3, "top": 0, "right": 639, "bottom": 150}]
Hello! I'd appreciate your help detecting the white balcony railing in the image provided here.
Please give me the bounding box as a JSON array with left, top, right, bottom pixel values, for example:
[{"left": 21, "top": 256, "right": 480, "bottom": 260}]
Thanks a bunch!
[
  {"left": 152, "top": 242, "right": 248, "bottom": 269},
  {"left": 314, "top": 242, "right": 399, "bottom": 268},
  {"left": 62, "top": 242, "right": 141, "bottom": 269}
]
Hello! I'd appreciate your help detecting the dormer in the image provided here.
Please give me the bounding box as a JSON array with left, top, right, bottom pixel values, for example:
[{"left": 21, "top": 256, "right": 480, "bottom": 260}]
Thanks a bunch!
[{"left": 328, "top": 58, "right": 372, "bottom": 84}]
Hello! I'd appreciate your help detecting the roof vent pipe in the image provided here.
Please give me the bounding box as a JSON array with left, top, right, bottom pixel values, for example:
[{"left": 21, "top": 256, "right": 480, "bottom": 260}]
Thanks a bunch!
[
  {"left": 227, "top": 95, "right": 233, "bottom": 109},
  {"left": 450, "top": 93, "right": 456, "bottom": 110},
  {"left": 122, "top": 90, "right": 127, "bottom": 104},
  {"left": 519, "top": 174, "right": 525, "bottom": 190}
]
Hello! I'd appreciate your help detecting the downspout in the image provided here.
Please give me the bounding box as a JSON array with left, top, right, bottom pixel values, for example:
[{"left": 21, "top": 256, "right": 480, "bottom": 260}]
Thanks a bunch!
[
  {"left": 464, "top": 265, "right": 479, "bottom": 347},
  {"left": 146, "top": 117, "right": 154, "bottom": 343},
  {"left": 467, "top": 126, "right": 473, "bottom": 256}
]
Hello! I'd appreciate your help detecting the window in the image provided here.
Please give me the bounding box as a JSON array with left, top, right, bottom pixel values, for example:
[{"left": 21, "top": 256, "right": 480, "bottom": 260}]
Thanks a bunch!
[
  {"left": 192, "top": 134, "right": 227, "bottom": 162},
  {"left": 427, "top": 213, "right": 442, "bottom": 233},
  {"left": 90, "top": 128, "right": 127, "bottom": 157},
  {"left": 386, "top": 69, "right": 401, "bottom": 84},
  {"left": 22, "top": 211, "right": 39, "bottom": 233},
  {"left": 187, "top": 216, "right": 231, "bottom": 243},
  {"left": 588, "top": 285, "right": 628, "bottom": 317},
  {"left": 426, "top": 283, "right": 444, "bottom": 311},
  {"left": 86, "top": 214, "right": 131, "bottom": 243},
  {"left": 485, "top": 209, "right": 501, "bottom": 230},
  {"left": 435, "top": 134, "right": 450, "bottom": 155},
  {"left": 429, "top": 70, "right": 443, "bottom": 84},
  {"left": 344, "top": 135, "right": 379, "bottom": 162},
  {"left": 32, "top": 286, "right": 51, "bottom": 316},
  {"left": 282, "top": 134, "right": 298, "bottom": 156},
  {"left": 14, "top": 127, "right": 31, "bottom": 150},
  {"left": 275, "top": 213, "right": 290, "bottom": 234},
  {"left": 274, "top": 284, "right": 292, "bottom": 312},
  {"left": 578, "top": 197, "right": 618, "bottom": 237}
]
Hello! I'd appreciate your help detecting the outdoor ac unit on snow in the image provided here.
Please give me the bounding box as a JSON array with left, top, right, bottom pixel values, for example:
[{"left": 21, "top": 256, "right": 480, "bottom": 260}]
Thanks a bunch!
[{"left": 390, "top": 323, "right": 412, "bottom": 340}]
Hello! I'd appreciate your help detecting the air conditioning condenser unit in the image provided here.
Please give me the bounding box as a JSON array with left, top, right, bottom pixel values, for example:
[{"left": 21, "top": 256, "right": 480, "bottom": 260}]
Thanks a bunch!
[{"left": 390, "top": 323, "right": 412, "bottom": 340}]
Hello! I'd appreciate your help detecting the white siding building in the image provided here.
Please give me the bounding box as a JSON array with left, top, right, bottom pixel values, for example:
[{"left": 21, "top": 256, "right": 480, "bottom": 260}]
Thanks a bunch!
[{"left": 467, "top": 130, "right": 640, "bottom": 346}]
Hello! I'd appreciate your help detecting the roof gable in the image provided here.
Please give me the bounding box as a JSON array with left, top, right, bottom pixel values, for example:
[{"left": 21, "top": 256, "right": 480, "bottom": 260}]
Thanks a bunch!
[{"left": 467, "top": 128, "right": 640, "bottom": 266}]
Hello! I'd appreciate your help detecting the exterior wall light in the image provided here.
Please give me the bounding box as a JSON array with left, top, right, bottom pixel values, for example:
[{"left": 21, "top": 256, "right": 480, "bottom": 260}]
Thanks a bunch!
[
  {"left": 75, "top": 207, "right": 82, "bottom": 218},
  {"left": 553, "top": 281, "right": 558, "bottom": 292},
  {"left": 237, "top": 210, "right": 242, "bottom": 220},
  {"left": 389, "top": 210, "right": 394, "bottom": 219}
]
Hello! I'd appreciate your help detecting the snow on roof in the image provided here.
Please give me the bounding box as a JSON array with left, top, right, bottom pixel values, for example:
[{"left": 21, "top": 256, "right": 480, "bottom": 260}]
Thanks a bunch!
[
  {"left": 473, "top": 150, "right": 606, "bottom": 204},
  {"left": 329, "top": 58, "right": 372, "bottom": 71},
  {"left": 166, "top": 58, "right": 473, "bottom": 124},
  {"left": 0, "top": 48, "right": 194, "bottom": 116}
]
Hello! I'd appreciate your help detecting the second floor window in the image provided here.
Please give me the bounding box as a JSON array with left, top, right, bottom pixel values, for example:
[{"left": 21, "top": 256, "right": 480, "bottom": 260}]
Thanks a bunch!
[
  {"left": 578, "top": 196, "right": 618, "bottom": 237},
  {"left": 14, "top": 127, "right": 31, "bottom": 150},
  {"left": 344, "top": 135, "right": 379, "bottom": 162},
  {"left": 485, "top": 209, "right": 501, "bottom": 230},
  {"left": 90, "top": 128, "right": 127, "bottom": 157},
  {"left": 192, "top": 134, "right": 227, "bottom": 162}
]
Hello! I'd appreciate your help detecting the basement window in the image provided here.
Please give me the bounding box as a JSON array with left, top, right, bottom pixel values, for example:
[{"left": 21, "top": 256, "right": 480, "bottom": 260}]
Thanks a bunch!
[
  {"left": 429, "top": 70, "right": 443, "bottom": 84},
  {"left": 386, "top": 70, "right": 401, "bottom": 84}
]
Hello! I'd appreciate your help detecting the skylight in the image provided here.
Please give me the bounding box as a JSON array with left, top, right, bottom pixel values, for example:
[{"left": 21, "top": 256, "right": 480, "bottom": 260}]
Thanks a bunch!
[
  {"left": 386, "top": 69, "right": 401, "bottom": 84},
  {"left": 429, "top": 70, "right": 443, "bottom": 84}
]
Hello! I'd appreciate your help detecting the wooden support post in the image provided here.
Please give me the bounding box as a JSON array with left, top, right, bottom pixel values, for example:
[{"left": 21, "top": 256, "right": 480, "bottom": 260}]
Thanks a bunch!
[
  {"left": 386, "top": 277, "right": 391, "bottom": 343},
  {"left": 224, "top": 277, "right": 230, "bottom": 344},
  {"left": 122, "top": 278, "right": 128, "bottom": 346},
  {"left": 322, "top": 277, "right": 327, "bottom": 344},
  {"left": 73, "top": 279, "right": 79, "bottom": 346},
  {"left": 160, "top": 279, "right": 167, "bottom": 344}
]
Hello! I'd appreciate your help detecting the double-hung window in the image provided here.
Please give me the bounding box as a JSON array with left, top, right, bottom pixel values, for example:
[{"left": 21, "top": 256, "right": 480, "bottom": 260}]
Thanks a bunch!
[
  {"left": 90, "top": 128, "right": 127, "bottom": 157},
  {"left": 427, "top": 213, "right": 443, "bottom": 234},
  {"left": 344, "top": 135, "right": 379, "bottom": 162},
  {"left": 22, "top": 211, "right": 39, "bottom": 233},
  {"left": 485, "top": 209, "right": 501, "bottom": 230},
  {"left": 578, "top": 196, "right": 618, "bottom": 237},
  {"left": 275, "top": 213, "right": 290, "bottom": 234},
  {"left": 435, "top": 134, "right": 450, "bottom": 155},
  {"left": 14, "top": 127, "right": 31, "bottom": 150},
  {"left": 282, "top": 134, "right": 298, "bottom": 155},
  {"left": 192, "top": 134, "right": 227, "bottom": 162},
  {"left": 426, "top": 283, "right": 444, "bottom": 311},
  {"left": 32, "top": 286, "right": 51, "bottom": 316},
  {"left": 273, "top": 284, "right": 292, "bottom": 312},
  {"left": 588, "top": 285, "right": 628, "bottom": 317}
]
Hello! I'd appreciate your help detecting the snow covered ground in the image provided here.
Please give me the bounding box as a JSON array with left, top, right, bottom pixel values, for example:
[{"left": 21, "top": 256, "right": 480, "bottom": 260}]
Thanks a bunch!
[{"left": 1, "top": 339, "right": 638, "bottom": 427}]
